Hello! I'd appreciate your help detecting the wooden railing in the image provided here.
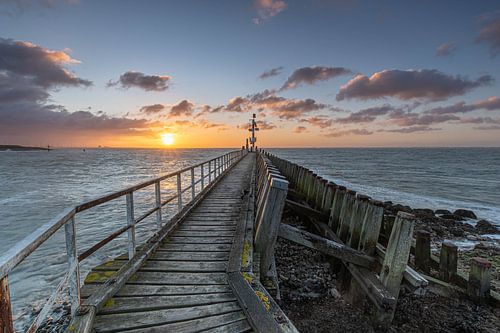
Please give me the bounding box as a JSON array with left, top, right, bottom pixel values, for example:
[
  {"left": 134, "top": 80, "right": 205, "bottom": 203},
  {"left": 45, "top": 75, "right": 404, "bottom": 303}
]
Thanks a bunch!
[{"left": 0, "top": 149, "right": 246, "bottom": 333}]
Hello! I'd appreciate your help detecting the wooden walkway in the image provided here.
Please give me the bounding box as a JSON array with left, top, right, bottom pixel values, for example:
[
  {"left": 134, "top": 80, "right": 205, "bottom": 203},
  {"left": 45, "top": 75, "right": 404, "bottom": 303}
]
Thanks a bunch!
[{"left": 81, "top": 154, "right": 256, "bottom": 332}]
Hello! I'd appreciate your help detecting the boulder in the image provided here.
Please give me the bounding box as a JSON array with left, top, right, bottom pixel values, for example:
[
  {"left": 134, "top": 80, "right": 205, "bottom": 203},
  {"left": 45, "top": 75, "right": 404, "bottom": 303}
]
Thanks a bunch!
[
  {"left": 413, "top": 208, "right": 435, "bottom": 217},
  {"left": 392, "top": 204, "right": 413, "bottom": 214},
  {"left": 453, "top": 209, "right": 477, "bottom": 219},
  {"left": 435, "top": 209, "right": 452, "bottom": 215},
  {"left": 475, "top": 219, "right": 499, "bottom": 234},
  {"left": 440, "top": 214, "right": 465, "bottom": 221}
]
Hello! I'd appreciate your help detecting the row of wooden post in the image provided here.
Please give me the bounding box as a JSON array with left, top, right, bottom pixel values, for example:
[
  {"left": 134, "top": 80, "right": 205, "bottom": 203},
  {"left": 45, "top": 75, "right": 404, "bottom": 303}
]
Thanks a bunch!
[
  {"left": 254, "top": 153, "right": 289, "bottom": 282},
  {"left": 415, "top": 230, "right": 492, "bottom": 302},
  {"left": 260, "top": 150, "right": 417, "bottom": 326}
]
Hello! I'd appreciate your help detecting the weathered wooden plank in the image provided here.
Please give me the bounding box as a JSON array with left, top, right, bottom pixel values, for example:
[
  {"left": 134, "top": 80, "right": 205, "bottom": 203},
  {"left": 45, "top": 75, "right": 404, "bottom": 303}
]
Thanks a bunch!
[
  {"left": 99, "top": 293, "right": 237, "bottom": 314},
  {"left": 152, "top": 251, "right": 229, "bottom": 261},
  {"left": 175, "top": 231, "right": 235, "bottom": 237},
  {"left": 81, "top": 284, "right": 232, "bottom": 298},
  {"left": 122, "top": 312, "right": 248, "bottom": 333},
  {"left": 94, "top": 301, "right": 242, "bottom": 332},
  {"left": 201, "top": 319, "right": 252, "bottom": 333},
  {"left": 177, "top": 225, "right": 236, "bottom": 232},
  {"left": 167, "top": 237, "right": 234, "bottom": 244},
  {"left": 94, "top": 260, "right": 227, "bottom": 272},
  {"left": 158, "top": 243, "right": 232, "bottom": 252},
  {"left": 183, "top": 219, "right": 238, "bottom": 224},
  {"left": 278, "top": 224, "right": 375, "bottom": 268},
  {"left": 227, "top": 272, "right": 282, "bottom": 333},
  {"left": 129, "top": 272, "right": 228, "bottom": 285},
  {"left": 0, "top": 276, "right": 14, "bottom": 333}
]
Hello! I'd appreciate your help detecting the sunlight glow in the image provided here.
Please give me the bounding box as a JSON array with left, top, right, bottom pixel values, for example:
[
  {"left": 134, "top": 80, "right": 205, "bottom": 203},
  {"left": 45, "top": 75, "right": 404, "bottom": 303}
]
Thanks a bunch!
[{"left": 161, "top": 133, "right": 175, "bottom": 146}]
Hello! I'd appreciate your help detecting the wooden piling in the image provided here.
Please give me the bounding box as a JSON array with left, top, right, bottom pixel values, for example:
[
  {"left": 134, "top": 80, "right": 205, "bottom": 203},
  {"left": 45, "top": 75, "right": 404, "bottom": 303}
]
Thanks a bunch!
[
  {"left": 329, "top": 185, "right": 346, "bottom": 230},
  {"left": 439, "top": 241, "right": 458, "bottom": 282},
  {"left": 358, "top": 200, "right": 384, "bottom": 255},
  {"left": 380, "top": 211, "right": 415, "bottom": 298},
  {"left": 0, "top": 276, "right": 14, "bottom": 333},
  {"left": 467, "top": 257, "right": 491, "bottom": 302},
  {"left": 415, "top": 230, "right": 431, "bottom": 273},
  {"left": 337, "top": 190, "right": 356, "bottom": 242},
  {"left": 255, "top": 177, "right": 289, "bottom": 280},
  {"left": 321, "top": 182, "right": 336, "bottom": 215},
  {"left": 347, "top": 194, "right": 370, "bottom": 249}
]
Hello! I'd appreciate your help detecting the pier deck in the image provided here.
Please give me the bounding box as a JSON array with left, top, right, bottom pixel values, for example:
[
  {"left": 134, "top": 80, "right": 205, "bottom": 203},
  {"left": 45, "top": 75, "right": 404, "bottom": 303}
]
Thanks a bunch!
[{"left": 81, "top": 154, "right": 255, "bottom": 332}]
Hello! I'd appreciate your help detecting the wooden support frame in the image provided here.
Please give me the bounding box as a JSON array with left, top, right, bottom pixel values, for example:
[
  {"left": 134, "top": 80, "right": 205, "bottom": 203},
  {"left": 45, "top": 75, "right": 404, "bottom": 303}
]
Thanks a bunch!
[
  {"left": 278, "top": 224, "right": 375, "bottom": 268},
  {"left": 0, "top": 276, "right": 14, "bottom": 333}
]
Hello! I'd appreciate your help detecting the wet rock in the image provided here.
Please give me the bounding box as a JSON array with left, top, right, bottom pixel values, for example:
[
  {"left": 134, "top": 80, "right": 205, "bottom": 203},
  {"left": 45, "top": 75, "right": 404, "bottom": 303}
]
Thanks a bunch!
[
  {"left": 453, "top": 209, "right": 477, "bottom": 219},
  {"left": 474, "top": 242, "right": 500, "bottom": 254},
  {"left": 413, "top": 208, "right": 435, "bottom": 217},
  {"left": 475, "top": 219, "right": 499, "bottom": 234},
  {"left": 391, "top": 204, "right": 413, "bottom": 214},
  {"left": 435, "top": 209, "right": 452, "bottom": 215},
  {"left": 440, "top": 213, "right": 465, "bottom": 221}
]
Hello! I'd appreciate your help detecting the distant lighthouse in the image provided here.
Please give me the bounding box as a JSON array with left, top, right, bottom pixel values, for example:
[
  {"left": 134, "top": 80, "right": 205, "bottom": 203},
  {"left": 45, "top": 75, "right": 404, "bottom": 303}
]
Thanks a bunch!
[{"left": 248, "top": 113, "right": 259, "bottom": 151}]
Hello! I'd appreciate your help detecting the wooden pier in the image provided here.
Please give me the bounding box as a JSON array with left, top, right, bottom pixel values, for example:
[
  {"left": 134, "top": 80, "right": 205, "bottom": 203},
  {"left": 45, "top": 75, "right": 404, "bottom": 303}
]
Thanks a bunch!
[{"left": 1, "top": 149, "right": 496, "bottom": 333}]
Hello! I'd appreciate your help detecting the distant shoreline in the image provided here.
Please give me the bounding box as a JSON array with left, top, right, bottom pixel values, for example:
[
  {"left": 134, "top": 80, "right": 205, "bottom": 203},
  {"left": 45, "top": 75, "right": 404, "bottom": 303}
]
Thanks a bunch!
[{"left": 0, "top": 145, "right": 52, "bottom": 151}]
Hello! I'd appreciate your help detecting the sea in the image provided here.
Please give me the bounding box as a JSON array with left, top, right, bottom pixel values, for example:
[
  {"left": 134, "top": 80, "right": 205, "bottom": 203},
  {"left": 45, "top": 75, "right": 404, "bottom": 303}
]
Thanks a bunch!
[{"left": 0, "top": 147, "right": 499, "bottom": 329}]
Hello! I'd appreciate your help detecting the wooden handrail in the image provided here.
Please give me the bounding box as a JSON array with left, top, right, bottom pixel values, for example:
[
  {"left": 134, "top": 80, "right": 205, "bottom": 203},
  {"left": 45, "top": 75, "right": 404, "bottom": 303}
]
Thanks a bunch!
[{"left": 0, "top": 149, "right": 247, "bottom": 333}]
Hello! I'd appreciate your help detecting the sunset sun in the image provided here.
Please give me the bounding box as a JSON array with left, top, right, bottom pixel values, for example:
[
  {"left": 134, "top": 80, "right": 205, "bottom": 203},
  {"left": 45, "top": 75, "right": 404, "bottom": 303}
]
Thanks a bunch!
[{"left": 161, "top": 133, "right": 175, "bottom": 146}]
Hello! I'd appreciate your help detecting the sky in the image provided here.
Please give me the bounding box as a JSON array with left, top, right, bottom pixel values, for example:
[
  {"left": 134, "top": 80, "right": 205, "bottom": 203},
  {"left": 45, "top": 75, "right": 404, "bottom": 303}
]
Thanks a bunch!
[{"left": 1, "top": 0, "right": 500, "bottom": 148}]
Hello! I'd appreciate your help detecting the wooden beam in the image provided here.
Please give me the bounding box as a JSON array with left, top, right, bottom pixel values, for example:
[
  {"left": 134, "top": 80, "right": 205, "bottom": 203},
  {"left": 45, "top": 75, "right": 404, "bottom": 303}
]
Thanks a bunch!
[
  {"left": 278, "top": 223, "right": 375, "bottom": 269},
  {"left": 285, "top": 199, "right": 326, "bottom": 221}
]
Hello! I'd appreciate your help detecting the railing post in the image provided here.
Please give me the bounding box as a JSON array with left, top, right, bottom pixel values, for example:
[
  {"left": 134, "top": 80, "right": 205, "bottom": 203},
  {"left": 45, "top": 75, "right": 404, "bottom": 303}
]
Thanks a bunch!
[
  {"left": 177, "top": 173, "right": 183, "bottom": 211},
  {"left": 126, "top": 192, "right": 136, "bottom": 260},
  {"left": 0, "top": 276, "right": 14, "bottom": 333},
  {"left": 208, "top": 160, "right": 212, "bottom": 183},
  {"left": 190, "top": 167, "right": 195, "bottom": 200},
  {"left": 201, "top": 164, "right": 205, "bottom": 189},
  {"left": 155, "top": 181, "right": 162, "bottom": 229},
  {"left": 64, "top": 216, "right": 81, "bottom": 316}
]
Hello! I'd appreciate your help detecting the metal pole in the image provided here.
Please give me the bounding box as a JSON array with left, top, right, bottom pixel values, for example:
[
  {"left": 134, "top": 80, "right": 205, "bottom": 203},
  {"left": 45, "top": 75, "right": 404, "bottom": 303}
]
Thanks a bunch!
[
  {"left": 208, "top": 160, "right": 212, "bottom": 183},
  {"left": 155, "top": 181, "right": 162, "bottom": 229},
  {"left": 177, "top": 173, "right": 183, "bottom": 211},
  {"left": 126, "top": 192, "right": 136, "bottom": 260},
  {"left": 64, "top": 216, "right": 80, "bottom": 316},
  {"left": 201, "top": 164, "right": 205, "bottom": 189},
  {"left": 190, "top": 167, "right": 195, "bottom": 200}
]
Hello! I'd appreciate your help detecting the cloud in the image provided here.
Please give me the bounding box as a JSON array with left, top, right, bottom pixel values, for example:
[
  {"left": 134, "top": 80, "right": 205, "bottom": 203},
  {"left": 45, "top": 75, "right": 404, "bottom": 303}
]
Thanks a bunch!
[
  {"left": 259, "top": 66, "right": 284, "bottom": 79},
  {"left": 424, "top": 96, "right": 500, "bottom": 115},
  {"left": 280, "top": 66, "right": 352, "bottom": 90},
  {"left": 474, "top": 125, "right": 500, "bottom": 130},
  {"left": 107, "top": 71, "right": 171, "bottom": 91},
  {"left": 237, "top": 120, "right": 276, "bottom": 130},
  {"left": 226, "top": 96, "right": 249, "bottom": 112},
  {"left": 223, "top": 90, "right": 327, "bottom": 119},
  {"left": 300, "top": 116, "right": 333, "bottom": 128},
  {"left": 170, "top": 100, "right": 194, "bottom": 117},
  {"left": 476, "top": 16, "right": 500, "bottom": 56},
  {"left": 324, "top": 129, "right": 373, "bottom": 137},
  {"left": 140, "top": 104, "right": 165, "bottom": 114},
  {"left": 0, "top": 37, "right": 92, "bottom": 88},
  {"left": 381, "top": 126, "right": 440, "bottom": 133},
  {"left": 335, "top": 104, "right": 395, "bottom": 124},
  {"left": 459, "top": 116, "right": 500, "bottom": 124},
  {"left": 293, "top": 126, "right": 308, "bottom": 133},
  {"left": 0, "top": 0, "right": 79, "bottom": 16},
  {"left": 388, "top": 112, "right": 460, "bottom": 126},
  {"left": 0, "top": 38, "right": 145, "bottom": 140},
  {"left": 436, "top": 42, "right": 457, "bottom": 57},
  {"left": 253, "top": 0, "right": 287, "bottom": 24},
  {"left": 336, "top": 69, "right": 493, "bottom": 101}
]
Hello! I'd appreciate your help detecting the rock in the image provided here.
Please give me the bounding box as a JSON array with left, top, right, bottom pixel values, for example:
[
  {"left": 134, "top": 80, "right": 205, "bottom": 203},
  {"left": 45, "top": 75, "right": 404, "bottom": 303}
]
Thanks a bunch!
[
  {"left": 453, "top": 209, "right": 477, "bottom": 219},
  {"left": 392, "top": 204, "right": 413, "bottom": 214},
  {"left": 440, "top": 214, "right": 465, "bottom": 221},
  {"left": 475, "top": 219, "right": 499, "bottom": 234},
  {"left": 435, "top": 209, "right": 452, "bottom": 215},
  {"left": 413, "top": 208, "right": 435, "bottom": 217}
]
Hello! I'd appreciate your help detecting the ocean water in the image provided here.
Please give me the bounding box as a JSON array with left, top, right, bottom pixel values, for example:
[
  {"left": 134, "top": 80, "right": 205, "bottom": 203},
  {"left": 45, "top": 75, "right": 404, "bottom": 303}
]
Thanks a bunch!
[{"left": 1, "top": 147, "right": 499, "bottom": 328}]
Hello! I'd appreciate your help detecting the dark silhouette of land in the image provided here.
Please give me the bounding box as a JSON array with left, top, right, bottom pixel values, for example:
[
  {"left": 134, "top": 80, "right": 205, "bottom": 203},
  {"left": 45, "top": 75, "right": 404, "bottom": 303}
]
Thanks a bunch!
[{"left": 0, "top": 145, "right": 52, "bottom": 151}]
